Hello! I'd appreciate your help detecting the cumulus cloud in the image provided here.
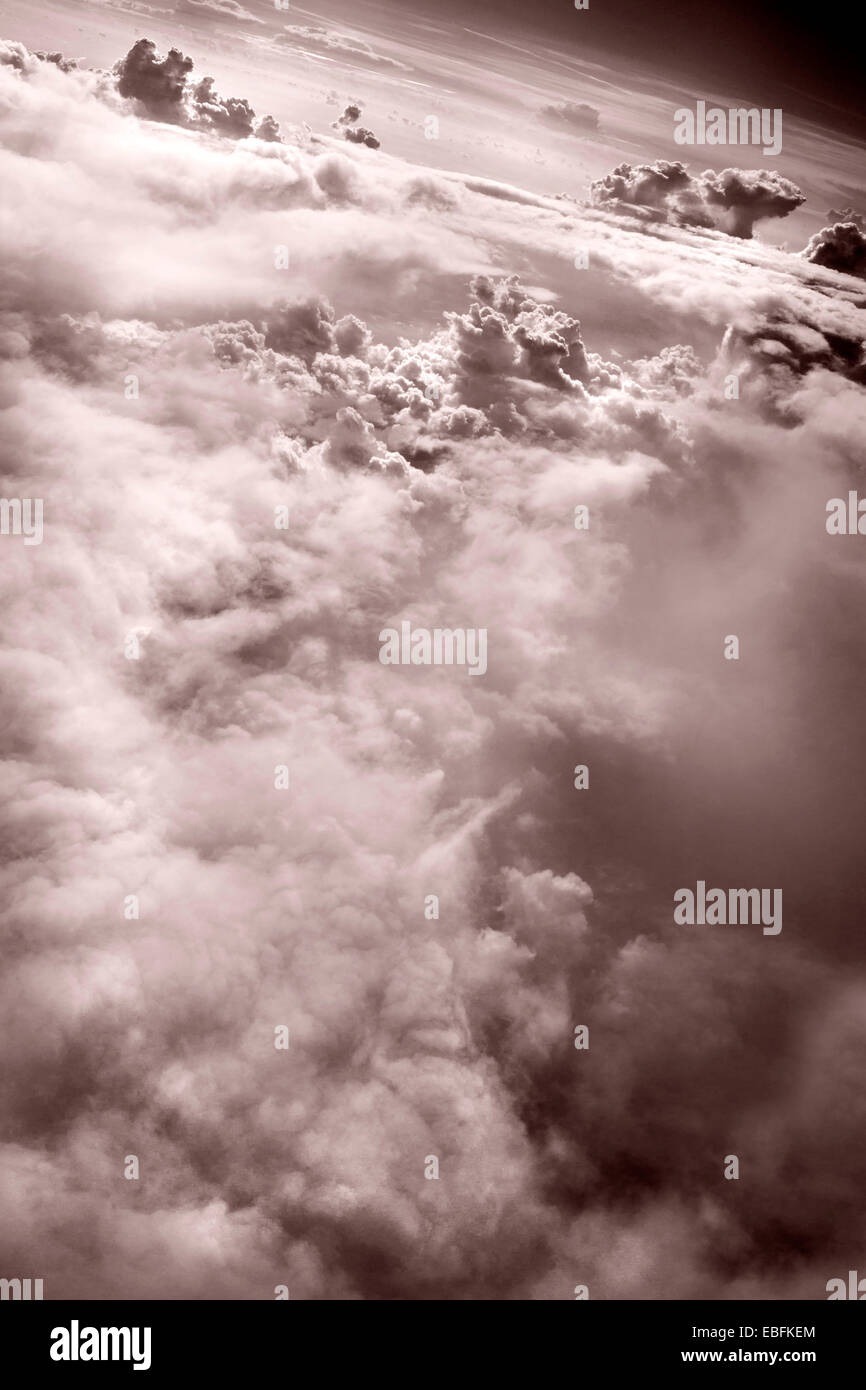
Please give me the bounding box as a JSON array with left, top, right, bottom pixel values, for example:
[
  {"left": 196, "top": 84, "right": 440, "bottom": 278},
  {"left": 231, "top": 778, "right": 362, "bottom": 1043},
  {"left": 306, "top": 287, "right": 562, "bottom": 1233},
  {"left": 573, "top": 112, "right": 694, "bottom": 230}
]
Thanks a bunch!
[
  {"left": 115, "top": 36, "right": 192, "bottom": 121},
  {"left": 332, "top": 103, "right": 362, "bottom": 129},
  {"left": 445, "top": 273, "right": 595, "bottom": 395},
  {"left": 189, "top": 74, "right": 255, "bottom": 138},
  {"left": 827, "top": 206, "right": 866, "bottom": 231},
  {"left": 2, "top": 37, "right": 866, "bottom": 1304},
  {"left": 537, "top": 100, "right": 600, "bottom": 136},
  {"left": 114, "top": 37, "right": 279, "bottom": 140},
  {"left": 590, "top": 159, "right": 805, "bottom": 238},
  {"left": 343, "top": 126, "right": 380, "bottom": 149},
  {"left": 331, "top": 102, "right": 380, "bottom": 150},
  {"left": 701, "top": 167, "right": 808, "bottom": 239},
  {"left": 801, "top": 221, "right": 866, "bottom": 279},
  {"left": 33, "top": 49, "right": 78, "bottom": 72},
  {"left": 253, "top": 113, "right": 282, "bottom": 143}
]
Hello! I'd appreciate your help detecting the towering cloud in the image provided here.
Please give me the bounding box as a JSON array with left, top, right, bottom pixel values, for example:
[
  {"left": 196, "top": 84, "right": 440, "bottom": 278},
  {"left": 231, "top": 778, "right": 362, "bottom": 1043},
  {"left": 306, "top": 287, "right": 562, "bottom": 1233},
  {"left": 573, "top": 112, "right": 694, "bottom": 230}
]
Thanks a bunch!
[
  {"left": 590, "top": 159, "right": 805, "bottom": 237},
  {"left": 114, "top": 37, "right": 280, "bottom": 141},
  {"left": 802, "top": 220, "right": 866, "bottom": 278},
  {"left": 115, "top": 38, "right": 192, "bottom": 121}
]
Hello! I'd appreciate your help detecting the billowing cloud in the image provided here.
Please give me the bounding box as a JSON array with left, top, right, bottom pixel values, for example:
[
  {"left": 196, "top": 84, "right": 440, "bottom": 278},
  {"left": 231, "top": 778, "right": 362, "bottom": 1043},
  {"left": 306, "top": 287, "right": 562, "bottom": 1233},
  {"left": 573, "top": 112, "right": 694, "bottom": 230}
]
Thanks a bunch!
[
  {"left": 114, "top": 37, "right": 279, "bottom": 141},
  {"left": 343, "top": 126, "right": 380, "bottom": 149},
  {"left": 701, "top": 167, "right": 808, "bottom": 239},
  {"left": 590, "top": 159, "right": 805, "bottom": 238},
  {"left": 115, "top": 36, "right": 192, "bottom": 121},
  {"left": 331, "top": 102, "right": 380, "bottom": 150},
  {"left": 332, "top": 103, "right": 362, "bottom": 129},
  {"left": 189, "top": 74, "right": 255, "bottom": 138},
  {"left": 801, "top": 220, "right": 866, "bottom": 279}
]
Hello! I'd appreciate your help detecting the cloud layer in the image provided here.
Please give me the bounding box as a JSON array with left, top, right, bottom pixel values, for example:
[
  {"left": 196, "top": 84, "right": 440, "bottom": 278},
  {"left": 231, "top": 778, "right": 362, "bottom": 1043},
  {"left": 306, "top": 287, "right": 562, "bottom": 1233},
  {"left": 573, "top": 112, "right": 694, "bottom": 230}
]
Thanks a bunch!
[{"left": 1, "top": 40, "right": 866, "bottom": 1302}]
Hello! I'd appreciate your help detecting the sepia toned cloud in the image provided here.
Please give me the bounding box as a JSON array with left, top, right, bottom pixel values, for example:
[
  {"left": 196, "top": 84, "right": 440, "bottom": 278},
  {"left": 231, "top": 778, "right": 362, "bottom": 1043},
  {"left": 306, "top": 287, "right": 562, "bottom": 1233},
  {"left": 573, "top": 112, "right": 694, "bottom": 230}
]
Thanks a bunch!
[
  {"left": 590, "top": 159, "right": 805, "bottom": 238},
  {"left": 537, "top": 100, "right": 601, "bottom": 136},
  {"left": 1, "top": 33, "right": 865, "bottom": 1306}
]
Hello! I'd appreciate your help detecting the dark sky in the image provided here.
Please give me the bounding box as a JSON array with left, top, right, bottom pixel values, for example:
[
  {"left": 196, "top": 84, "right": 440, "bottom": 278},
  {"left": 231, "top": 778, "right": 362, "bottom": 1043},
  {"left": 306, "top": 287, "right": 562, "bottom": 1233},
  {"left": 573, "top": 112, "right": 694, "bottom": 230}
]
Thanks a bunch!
[{"left": 413, "top": 0, "right": 866, "bottom": 140}]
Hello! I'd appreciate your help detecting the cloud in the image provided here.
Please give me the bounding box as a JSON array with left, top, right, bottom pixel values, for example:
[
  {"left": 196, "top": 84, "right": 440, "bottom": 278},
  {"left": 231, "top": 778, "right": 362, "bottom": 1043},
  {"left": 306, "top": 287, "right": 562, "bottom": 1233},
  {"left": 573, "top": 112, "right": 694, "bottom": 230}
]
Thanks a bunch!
[
  {"left": 827, "top": 207, "right": 866, "bottom": 231},
  {"left": 343, "top": 126, "right": 380, "bottom": 149},
  {"left": 331, "top": 103, "right": 380, "bottom": 150},
  {"left": 273, "top": 24, "right": 409, "bottom": 70},
  {"left": 701, "top": 167, "right": 808, "bottom": 239},
  {"left": 253, "top": 113, "right": 281, "bottom": 143},
  {"left": 114, "top": 37, "right": 279, "bottom": 140},
  {"left": 589, "top": 159, "right": 805, "bottom": 238},
  {"left": 177, "top": 0, "right": 265, "bottom": 21},
  {"left": 801, "top": 221, "right": 866, "bottom": 279},
  {"left": 537, "top": 100, "right": 600, "bottom": 136},
  {"left": 332, "top": 103, "right": 362, "bottom": 129},
  {"left": 98, "top": 0, "right": 174, "bottom": 16},
  {"left": 115, "top": 37, "right": 192, "bottom": 122},
  {"left": 33, "top": 49, "right": 78, "bottom": 73},
  {"left": 2, "top": 37, "right": 866, "bottom": 1303},
  {"left": 189, "top": 75, "right": 257, "bottom": 139},
  {"left": 444, "top": 274, "right": 596, "bottom": 397}
]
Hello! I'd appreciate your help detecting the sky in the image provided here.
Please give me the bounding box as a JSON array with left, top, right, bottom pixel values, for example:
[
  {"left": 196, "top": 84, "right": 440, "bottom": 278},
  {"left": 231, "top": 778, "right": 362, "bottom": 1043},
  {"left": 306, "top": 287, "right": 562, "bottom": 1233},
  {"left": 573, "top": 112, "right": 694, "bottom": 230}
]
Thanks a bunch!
[
  {"left": 3, "top": 0, "right": 865, "bottom": 255},
  {"left": 1, "top": 0, "right": 865, "bottom": 1301}
]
